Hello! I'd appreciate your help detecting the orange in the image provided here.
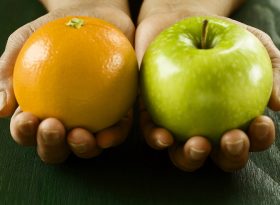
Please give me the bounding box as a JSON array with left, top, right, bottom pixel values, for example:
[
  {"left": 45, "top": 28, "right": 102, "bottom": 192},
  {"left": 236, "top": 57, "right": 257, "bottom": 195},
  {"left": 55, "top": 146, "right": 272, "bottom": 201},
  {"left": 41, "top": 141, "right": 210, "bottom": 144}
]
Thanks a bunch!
[{"left": 13, "top": 16, "right": 138, "bottom": 132}]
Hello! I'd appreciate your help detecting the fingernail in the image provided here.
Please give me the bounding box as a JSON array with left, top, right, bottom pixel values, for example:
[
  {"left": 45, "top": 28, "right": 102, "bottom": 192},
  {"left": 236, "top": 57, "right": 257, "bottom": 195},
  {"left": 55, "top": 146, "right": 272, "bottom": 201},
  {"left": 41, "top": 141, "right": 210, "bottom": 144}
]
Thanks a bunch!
[
  {"left": 225, "top": 139, "right": 244, "bottom": 156},
  {"left": 41, "top": 130, "right": 62, "bottom": 145},
  {"left": 189, "top": 147, "right": 207, "bottom": 161},
  {"left": 254, "top": 122, "right": 269, "bottom": 141},
  {"left": 19, "top": 121, "right": 35, "bottom": 136},
  {"left": 0, "top": 90, "right": 7, "bottom": 111},
  {"left": 69, "top": 143, "right": 87, "bottom": 154},
  {"left": 156, "top": 138, "right": 169, "bottom": 148}
]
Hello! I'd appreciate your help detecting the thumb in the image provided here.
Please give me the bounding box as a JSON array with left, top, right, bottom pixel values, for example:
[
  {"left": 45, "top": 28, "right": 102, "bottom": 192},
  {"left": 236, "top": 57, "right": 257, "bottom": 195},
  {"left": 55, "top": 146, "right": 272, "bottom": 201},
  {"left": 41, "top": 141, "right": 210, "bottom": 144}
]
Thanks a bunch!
[
  {"left": 0, "top": 14, "right": 57, "bottom": 117},
  {"left": 246, "top": 26, "right": 280, "bottom": 111},
  {"left": 218, "top": 17, "right": 280, "bottom": 111},
  {"left": 135, "top": 14, "right": 181, "bottom": 65},
  {"left": 0, "top": 23, "right": 34, "bottom": 116}
]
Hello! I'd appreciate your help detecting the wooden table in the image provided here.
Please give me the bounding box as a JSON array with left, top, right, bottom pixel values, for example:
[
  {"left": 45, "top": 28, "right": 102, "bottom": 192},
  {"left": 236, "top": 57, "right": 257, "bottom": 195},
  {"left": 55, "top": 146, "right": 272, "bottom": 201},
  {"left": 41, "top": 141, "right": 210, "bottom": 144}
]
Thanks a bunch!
[{"left": 0, "top": 0, "right": 279, "bottom": 204}]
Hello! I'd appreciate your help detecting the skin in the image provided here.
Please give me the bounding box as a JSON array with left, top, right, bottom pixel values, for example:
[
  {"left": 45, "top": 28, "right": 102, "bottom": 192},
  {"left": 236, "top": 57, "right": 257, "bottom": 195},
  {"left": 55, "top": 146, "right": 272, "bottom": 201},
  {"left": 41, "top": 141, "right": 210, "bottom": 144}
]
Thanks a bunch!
[
  {"left": 136, "top": 0, "right": 280, "bottom": 172},
  {"left": 0, "top": 0, "right": 135, "bottom": 163},
  {"left": 0, "top": 0, "right": 279, "bottom": 171}
]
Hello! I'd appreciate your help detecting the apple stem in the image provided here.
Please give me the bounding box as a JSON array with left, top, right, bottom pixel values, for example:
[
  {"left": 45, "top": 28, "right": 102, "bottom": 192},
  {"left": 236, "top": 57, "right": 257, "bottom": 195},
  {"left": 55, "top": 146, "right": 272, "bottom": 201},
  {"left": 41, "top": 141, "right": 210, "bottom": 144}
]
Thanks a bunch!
[{"left": 201, "top": 19, "right": 209, "bottom": 49}]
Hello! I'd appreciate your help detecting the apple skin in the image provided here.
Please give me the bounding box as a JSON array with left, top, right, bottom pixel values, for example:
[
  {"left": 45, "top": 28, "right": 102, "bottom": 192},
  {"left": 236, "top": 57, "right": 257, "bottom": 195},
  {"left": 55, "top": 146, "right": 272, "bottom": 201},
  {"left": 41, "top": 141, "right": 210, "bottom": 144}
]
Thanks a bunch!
[{"left": 140, "top": 16, "right": 273, "bottom": 142}]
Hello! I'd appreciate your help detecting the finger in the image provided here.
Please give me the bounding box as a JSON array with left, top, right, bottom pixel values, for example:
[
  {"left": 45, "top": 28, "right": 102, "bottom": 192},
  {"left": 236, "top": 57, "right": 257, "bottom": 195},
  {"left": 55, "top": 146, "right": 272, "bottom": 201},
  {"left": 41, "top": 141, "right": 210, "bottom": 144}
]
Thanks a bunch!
[
  {"left": 168, "top": 136, "right": 211, "bottom": 172},
  {"left": 248, "top": 115, "right": 275, "bottom": 151},
  {"left": 37, "top": 118, "right": 70, "bottom": 164},
  {"left": 10, "top": 107, "right": 40, "bottom": 146},
  {"left": 211, "top": 129, "right": 250, "bottom": 172},
  {"left": 140, "top": 108, "right": 173, "bottom": 150},
  {"left": 67, "top": 128, "right": 102, "bottom": 159},
  {"left": 96, "top": 110, "right": 133, "bottom": 149}
]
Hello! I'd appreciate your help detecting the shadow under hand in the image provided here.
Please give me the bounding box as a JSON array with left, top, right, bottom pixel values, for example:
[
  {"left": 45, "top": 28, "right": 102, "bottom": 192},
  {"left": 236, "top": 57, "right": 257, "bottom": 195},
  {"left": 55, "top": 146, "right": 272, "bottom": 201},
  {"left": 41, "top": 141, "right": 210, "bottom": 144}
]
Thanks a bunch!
[{"left": 57, "top": 134, "right": 235, "bottom": 205}]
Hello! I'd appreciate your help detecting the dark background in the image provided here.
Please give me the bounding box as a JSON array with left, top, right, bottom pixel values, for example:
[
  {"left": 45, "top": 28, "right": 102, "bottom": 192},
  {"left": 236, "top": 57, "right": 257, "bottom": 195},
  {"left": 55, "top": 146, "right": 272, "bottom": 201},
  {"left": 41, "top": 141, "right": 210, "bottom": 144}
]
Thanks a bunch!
[{"left": 0, "top": 0, "right": 280, "bottom": 204}]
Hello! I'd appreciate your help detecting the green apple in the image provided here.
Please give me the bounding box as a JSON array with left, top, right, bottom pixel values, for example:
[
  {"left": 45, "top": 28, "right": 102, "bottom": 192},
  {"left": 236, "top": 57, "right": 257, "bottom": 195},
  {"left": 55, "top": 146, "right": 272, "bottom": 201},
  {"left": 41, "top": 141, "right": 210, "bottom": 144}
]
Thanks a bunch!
[{"left": 140, "top": 16, "right": 273, "bottom": 142}]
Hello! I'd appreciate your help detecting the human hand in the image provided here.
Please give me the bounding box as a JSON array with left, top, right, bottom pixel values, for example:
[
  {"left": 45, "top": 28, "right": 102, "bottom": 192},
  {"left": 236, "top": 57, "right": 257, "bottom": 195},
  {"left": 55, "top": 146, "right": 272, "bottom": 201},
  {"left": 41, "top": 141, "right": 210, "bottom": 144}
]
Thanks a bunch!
[
  {"left": 0, "top": 0, "right": 136, "bottom": 163},
  {"left": 136, "top": 0, "right": 280, "bottom": 172}
]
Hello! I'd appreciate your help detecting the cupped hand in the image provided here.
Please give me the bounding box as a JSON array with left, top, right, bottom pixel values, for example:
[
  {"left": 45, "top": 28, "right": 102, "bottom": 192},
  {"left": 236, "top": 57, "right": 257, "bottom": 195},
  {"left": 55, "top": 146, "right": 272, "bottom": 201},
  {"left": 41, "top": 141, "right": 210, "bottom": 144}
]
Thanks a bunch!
[
  {"left": 136, "top": 5, "right": 280, "bottom": 172},
  {"left": 0, "top": 0, "right": 136, "bottom": 163}
]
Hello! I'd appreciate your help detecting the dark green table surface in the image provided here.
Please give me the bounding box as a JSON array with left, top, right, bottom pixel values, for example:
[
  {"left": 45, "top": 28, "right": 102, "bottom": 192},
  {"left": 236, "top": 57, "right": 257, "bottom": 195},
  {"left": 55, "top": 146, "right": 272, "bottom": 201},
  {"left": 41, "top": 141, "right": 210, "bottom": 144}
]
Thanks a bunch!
[{"left": 0, "top": 0, "right": 280, "bottom": 204}]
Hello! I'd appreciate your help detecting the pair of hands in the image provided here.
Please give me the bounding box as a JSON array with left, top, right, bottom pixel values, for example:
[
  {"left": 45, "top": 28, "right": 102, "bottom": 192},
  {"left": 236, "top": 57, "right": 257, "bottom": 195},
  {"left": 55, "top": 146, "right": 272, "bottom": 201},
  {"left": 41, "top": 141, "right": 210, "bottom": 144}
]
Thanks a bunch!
[{"left": 0, "top": 0, "right": 279, "bottom": 172}]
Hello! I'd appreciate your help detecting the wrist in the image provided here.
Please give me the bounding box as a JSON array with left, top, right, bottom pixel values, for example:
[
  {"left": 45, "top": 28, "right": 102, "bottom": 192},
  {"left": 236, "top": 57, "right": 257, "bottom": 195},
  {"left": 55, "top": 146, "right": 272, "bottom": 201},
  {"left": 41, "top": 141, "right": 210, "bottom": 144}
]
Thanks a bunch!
[
  {"left": 40, "top": 0, "right": 81, "bottom": 11},
  {"left": 139, "top": 0, "right": 245, "bottom": 22},
  {"left": 191, "top": 0, "right": 246, "bottom": 16},
  {"left": 40, "top": 0, "right": 130, "bottom": 16}
]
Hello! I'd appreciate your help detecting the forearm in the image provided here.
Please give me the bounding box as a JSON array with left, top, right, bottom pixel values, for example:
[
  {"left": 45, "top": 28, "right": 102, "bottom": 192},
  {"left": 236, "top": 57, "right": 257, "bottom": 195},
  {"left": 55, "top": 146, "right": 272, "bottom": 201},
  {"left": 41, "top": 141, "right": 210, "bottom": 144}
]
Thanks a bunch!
[{"left": 39, "top": 0, "right": 130, "bottom": 16}]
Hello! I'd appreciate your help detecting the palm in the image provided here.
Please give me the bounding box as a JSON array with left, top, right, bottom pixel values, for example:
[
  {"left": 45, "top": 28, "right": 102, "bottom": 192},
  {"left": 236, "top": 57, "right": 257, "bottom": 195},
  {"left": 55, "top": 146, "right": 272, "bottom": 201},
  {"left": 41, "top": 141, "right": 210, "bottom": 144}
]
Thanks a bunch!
[
  {"left": 136, "top": 14, "right": 278, "bottom": 172},
  {"left": 1, "top": 3, "right": 135, "bottom": 163}
]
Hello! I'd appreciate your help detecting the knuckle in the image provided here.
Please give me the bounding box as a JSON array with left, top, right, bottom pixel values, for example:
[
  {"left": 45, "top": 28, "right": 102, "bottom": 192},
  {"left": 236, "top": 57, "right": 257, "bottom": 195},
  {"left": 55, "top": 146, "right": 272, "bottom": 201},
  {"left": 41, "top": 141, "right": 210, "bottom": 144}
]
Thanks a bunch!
[
  {"left": 4, "top": 26, "right": 35, "bottom": 58},
  {"left": 7, "top": 23, "right": 34, "bottom": 46},
  {"left": 259, "top": 30, "right": 272, "bottom": 42},
  {"left": 6, "top": 13, "right": 54, "bottom": 50}
]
